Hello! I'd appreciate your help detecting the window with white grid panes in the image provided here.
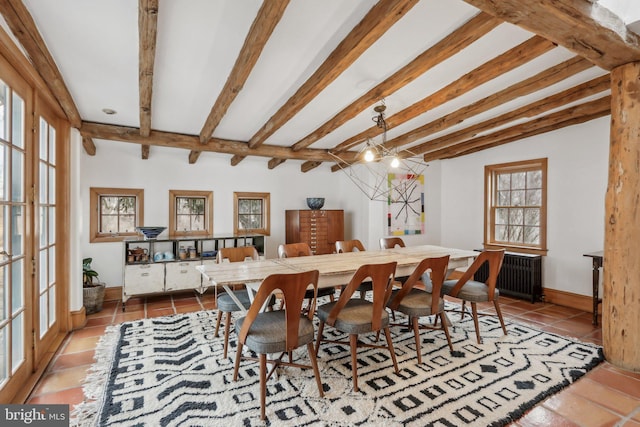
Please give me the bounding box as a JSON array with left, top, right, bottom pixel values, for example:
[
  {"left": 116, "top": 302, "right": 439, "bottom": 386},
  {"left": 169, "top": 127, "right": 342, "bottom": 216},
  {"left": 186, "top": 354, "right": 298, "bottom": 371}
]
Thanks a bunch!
[{"left": 485, "top": 158, "right": 547, "bottom": 255}]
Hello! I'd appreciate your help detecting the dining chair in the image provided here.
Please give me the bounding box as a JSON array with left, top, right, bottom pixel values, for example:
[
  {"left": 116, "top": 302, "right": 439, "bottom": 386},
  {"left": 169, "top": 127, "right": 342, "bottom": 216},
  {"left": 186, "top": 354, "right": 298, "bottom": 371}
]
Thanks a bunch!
[
  {"left": 379, "top": 237, "right": 411, "bottom": 284},
  {"left": 214, "top": 246, "right": 273, "bottom": 358},
  {"left": 335, "top": 239, "right": 371, "bottom": 299},
  {"left": 441, "top": 249, "right": 507, "bottom": 344},
  {"left": 277, "top": 242, "right": 313, "bottom": 258},
  {"left": 277, "top": 243, "right": 336, "bottom": 306},
  {"left": 233, "top": 269, "right": 324, "bottom": 420},
  {"left": 379, "top": 237, "right": 406, "bottom": 249},
  {"left": 315, "top": 262, "right": 399, "bottom": 392},
  {"left": 387, "top": 256, "right": 453, "bottom": 364}
]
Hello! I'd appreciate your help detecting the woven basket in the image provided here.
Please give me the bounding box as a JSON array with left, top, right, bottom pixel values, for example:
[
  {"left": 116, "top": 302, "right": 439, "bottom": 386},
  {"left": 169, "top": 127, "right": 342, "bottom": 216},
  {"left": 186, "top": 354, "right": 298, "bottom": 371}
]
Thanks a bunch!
[{"left": 83, "top": 282, "right": 105, "bottom": 314}]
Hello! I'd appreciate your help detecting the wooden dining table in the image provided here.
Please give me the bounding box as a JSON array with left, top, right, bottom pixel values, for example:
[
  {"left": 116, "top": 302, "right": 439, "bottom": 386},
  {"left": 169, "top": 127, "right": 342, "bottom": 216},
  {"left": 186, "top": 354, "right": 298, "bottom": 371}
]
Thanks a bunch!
[{"left": 196, "top": 245, "right": 478, "bottom": 313}]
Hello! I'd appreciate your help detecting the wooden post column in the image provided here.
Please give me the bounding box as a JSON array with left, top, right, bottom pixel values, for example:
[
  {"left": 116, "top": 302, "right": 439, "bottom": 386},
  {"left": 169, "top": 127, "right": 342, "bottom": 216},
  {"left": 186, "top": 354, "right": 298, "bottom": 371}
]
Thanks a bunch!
[{"left": 604, "top": 61, "right": 640, "bottom": 372}]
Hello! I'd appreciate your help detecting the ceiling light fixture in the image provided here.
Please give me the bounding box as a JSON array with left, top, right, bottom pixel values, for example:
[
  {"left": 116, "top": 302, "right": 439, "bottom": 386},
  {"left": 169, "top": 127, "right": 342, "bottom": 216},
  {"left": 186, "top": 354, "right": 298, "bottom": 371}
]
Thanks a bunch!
[
  {"left": 102, "top": 108, "right": 117, "bottom": 115},
  {"left": 331, "top": 101, "right": 427, "bottom": 202}
]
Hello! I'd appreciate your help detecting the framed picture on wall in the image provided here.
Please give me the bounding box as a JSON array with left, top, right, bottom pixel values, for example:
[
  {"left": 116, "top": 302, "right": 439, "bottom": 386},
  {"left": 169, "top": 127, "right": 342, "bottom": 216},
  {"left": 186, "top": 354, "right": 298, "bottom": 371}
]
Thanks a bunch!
[{"left": 387, "top": 173, "right": 424, "bottom": 235}]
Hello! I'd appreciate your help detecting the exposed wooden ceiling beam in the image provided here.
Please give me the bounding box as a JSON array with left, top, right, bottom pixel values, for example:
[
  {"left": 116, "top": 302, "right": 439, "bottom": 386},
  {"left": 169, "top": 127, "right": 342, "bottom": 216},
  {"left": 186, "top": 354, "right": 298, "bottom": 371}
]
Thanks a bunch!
[
  {"left": 198, "top": 0, "right": 289, "bottom": 144},
  {"left": 331, "top": 35, "right": 555, "bottom": 154},
  {"left": 0, "top": 0, "right": 82, "bottom": 128},
  {"left": 300, "top": 160, "right": 321, "bottom": 173},
  {"left": 384, "top": 56, "right": 594, "bottom": 150},
  {"left": 139, "top": 0, "right": 158, "bottom": 138},
  {"left": 423, "top": 96, "right": 611, "bottom": 161},
  {"left": 445, "top": 108, "right": 611, "bottom": 159},
  {"left": 80, "top": 122, "right": 356, "bottom": 163},
  {"left": 244, "top": 0, "right": 420, "bottom": 160},
  {"left": 138, "top": 0, "right": 157, "bottom": 162},
  {"left": 288, "top": 12, "right": 500, "bottom": 159},
  {"left": 230, "top": 155, "right": 244, "bottom": 166},
  {"left": 82, "top": 136, "right": 96, "bottom": 156},
  {"left": 414, "top": 75, "right": 610, "bottom": 155},
  {"left": 463, "top": 0, "right": 640, "bottom": 70},
  {"left": 141, "top": 144, "right": 150, "bottom": 159},
  {"left": 301, "top": 161, "right": 322, "bottom": 173},
  {"left": 188, "top": 151, "right": 201, "bottom": 164},
  {"left": 267, "top": 158, "right": 286, "bottom": 169}
]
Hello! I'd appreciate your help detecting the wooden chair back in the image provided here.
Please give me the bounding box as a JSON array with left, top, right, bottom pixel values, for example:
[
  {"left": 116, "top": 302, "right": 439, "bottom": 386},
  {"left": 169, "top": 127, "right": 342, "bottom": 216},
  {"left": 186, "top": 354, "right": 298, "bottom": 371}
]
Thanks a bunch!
[
  {"left": 278, "top": 242, "right": 312, "bottom": 258},
  {"left": 335, "top": 239, "right": 366, "bottom": 253},
  {"left": 236, "top": 270, "right": 320, "bottom": 351},
  {"left": 388, "top": 255, "right": 450, "bottom": 314},
  {"left": 325, "top": 262, "right": 397, "bottom": 331},
  {"left": 217, "top": 246, "right": 259, "bottom": 263},
  {"left": 379, "top": 237, "right": 406, "bottom": 249},
  {"left": 448, "top": 249, "right": 505, "bottom": 300}
]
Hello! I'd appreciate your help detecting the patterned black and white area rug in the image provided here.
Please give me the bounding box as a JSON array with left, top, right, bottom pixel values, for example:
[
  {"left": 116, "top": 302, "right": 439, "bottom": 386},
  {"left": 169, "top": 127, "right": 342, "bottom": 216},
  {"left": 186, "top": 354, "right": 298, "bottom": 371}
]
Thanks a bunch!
[{"left": 73, "top": 307, "right": 603, "bottom": 427}]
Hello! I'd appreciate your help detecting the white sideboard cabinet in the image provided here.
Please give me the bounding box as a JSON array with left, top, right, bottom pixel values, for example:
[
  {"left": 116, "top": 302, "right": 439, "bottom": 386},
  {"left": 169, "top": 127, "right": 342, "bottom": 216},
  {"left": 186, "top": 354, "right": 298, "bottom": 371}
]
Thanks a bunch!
[{"left": 122, "top": 234, "right": 265, "bottom": 309}]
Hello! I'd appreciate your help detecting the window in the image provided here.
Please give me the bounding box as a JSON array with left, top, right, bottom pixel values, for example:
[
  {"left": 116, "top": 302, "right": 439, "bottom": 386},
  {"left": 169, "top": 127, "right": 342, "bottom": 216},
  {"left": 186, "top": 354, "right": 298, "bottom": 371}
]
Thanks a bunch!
[
  {"left": 234, "top": 192, "right": 270, "bottom": 235},
  {"left": 169, "top": 190, "right": 213, "bottom": 237},
  {"left": 90, "top": 187, "right": 144, "bottom": 242},
  {"left": 484, "top": 158, "right": 547, "bottom": 255}
]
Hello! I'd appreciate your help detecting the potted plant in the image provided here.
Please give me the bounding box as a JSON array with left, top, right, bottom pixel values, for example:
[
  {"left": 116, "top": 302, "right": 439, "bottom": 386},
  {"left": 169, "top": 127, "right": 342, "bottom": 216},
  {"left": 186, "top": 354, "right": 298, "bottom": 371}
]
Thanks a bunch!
[{"left": 83, "top": 257, "right": 105, "bottom": 314}]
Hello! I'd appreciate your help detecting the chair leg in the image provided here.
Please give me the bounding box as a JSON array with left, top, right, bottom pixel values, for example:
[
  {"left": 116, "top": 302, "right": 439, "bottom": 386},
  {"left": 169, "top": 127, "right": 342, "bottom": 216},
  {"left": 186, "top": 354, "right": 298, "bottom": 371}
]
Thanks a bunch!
[
  {"left": 315, "top": 321, "right": 325, "bottom": 357},
  {"left": 439, "top": 313, "right": 454, "bottom": 352},
  {"left": 307, "top": 342, "right": 324, "bottom": 397},
  {"left": 383, "top": 327, "right": 399, "bottom": 373},
  {"left": 460, "top": 301, "right": 467, "bottom": 320},
  {"left": 411, "top": 317, "right": 422, "bottom": 364},
  {"left": 350, "top": 334, "right": 359, "bottom": 392},
  {"left": 223, "top": 312, "right": 232, "bottom": 359},
  {"left": 214, "top": 310, "right": 222, "bottom": 337},
  {"left": 494, "top": 299, "right": 507, "bottom": 336},
  {"left": 233, "top": 342, "right": 243, "bottom": 381},
  {"left": 471, "top": 302, "right": 482, "bottom": 344},
  {"left": 259, "top": 353, "right": 267, "bottom": 420}
]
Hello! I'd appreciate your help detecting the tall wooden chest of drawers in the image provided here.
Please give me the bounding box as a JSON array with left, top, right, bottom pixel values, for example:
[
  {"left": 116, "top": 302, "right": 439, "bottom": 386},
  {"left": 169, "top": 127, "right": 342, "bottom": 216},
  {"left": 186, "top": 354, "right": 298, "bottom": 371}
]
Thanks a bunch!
[{"left": 285, "top": 210, "right": 344, "bottom": 255}]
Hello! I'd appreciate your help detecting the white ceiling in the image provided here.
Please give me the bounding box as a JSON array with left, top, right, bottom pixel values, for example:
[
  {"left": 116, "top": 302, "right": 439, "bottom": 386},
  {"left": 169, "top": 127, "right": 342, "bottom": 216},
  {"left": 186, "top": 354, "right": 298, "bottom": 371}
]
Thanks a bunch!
[{"left": 14, "top": 0, "right": 613, "bottom": 165}]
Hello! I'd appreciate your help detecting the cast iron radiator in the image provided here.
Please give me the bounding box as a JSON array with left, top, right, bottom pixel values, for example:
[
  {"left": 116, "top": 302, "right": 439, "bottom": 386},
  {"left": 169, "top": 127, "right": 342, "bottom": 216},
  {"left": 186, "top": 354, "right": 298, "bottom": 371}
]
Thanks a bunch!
[{"left": 473, "top": 250, "right": 543, "bottom": 303}]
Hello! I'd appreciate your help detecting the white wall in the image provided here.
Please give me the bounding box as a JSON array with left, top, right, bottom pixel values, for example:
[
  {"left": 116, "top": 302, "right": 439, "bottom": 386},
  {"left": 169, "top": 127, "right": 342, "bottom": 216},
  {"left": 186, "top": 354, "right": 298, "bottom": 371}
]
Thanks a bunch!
[
  {"left": 78, "top": 139, "right": 370, "bottom": 290},
  {"left": 361, "top": 160, "right": 443, "bottom": 249},
  {"left": 439, "top": 116, "right": 610, "bottom": 297},
  {"left": 74, "top": 116, "right": 608, "bottom": 309}
]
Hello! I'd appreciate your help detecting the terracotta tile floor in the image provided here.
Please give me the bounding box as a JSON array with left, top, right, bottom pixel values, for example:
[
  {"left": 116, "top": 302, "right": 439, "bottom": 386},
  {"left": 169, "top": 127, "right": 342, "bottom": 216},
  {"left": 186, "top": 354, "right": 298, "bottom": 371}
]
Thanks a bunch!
[{"left": 26, "top": 291, "right": 640, "bottom": 426}]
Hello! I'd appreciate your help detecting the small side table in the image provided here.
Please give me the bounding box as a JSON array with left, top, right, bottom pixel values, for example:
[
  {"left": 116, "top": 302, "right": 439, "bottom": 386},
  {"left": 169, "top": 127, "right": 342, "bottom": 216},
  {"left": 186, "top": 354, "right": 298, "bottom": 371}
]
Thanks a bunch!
[{"left": 583, "top": 251, "right": 604, "bottom": 326}]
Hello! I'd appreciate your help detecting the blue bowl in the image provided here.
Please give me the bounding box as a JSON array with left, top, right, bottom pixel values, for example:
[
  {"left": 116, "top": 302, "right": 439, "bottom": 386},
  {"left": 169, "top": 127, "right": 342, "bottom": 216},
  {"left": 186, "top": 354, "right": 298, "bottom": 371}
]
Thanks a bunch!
[
  {"left": 135, "top": 226, "right": 166, "bottom": 240},
  {"left": 306, "top": 198, "right": 325, "bottom": 210}
]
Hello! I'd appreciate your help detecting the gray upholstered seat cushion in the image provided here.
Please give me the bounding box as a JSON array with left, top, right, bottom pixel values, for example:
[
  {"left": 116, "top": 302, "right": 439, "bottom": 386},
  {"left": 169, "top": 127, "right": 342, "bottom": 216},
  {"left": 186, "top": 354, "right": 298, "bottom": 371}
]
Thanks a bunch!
[
  {"left": 217, "top": 291, "right": 251, "bottom": 312},
  {"left": 389, "top": 288, "right": 444, "bottom": 318},
  {"left": 442, "top": 279, "right": 500, "bottom": 302},
  {"left": 316, "top": 299, "right": 389, "bottom": 334},
  {"left": 235, "top": 311, "right": 315, "bottom": 354},
  {"left": 217, "top": 290, "right": 275, "bottom": 312}
]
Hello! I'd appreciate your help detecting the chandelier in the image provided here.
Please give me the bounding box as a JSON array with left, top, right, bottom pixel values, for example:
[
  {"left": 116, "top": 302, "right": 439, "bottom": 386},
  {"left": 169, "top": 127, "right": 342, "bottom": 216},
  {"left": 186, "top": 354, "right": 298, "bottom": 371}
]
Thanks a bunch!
[{"left": 330, "top": 101, "right": 427, "bottom": 202}]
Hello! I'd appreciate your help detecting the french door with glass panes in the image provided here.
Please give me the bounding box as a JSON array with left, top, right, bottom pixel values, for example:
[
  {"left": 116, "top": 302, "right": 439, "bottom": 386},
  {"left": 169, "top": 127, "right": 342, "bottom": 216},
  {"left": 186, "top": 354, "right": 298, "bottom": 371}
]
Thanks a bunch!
[
  {"left": 0, "top": 52, "right": 62, "bottom": 401},
  {"left": 33, "top": 100, "right": 59, "bottom": 366}
]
